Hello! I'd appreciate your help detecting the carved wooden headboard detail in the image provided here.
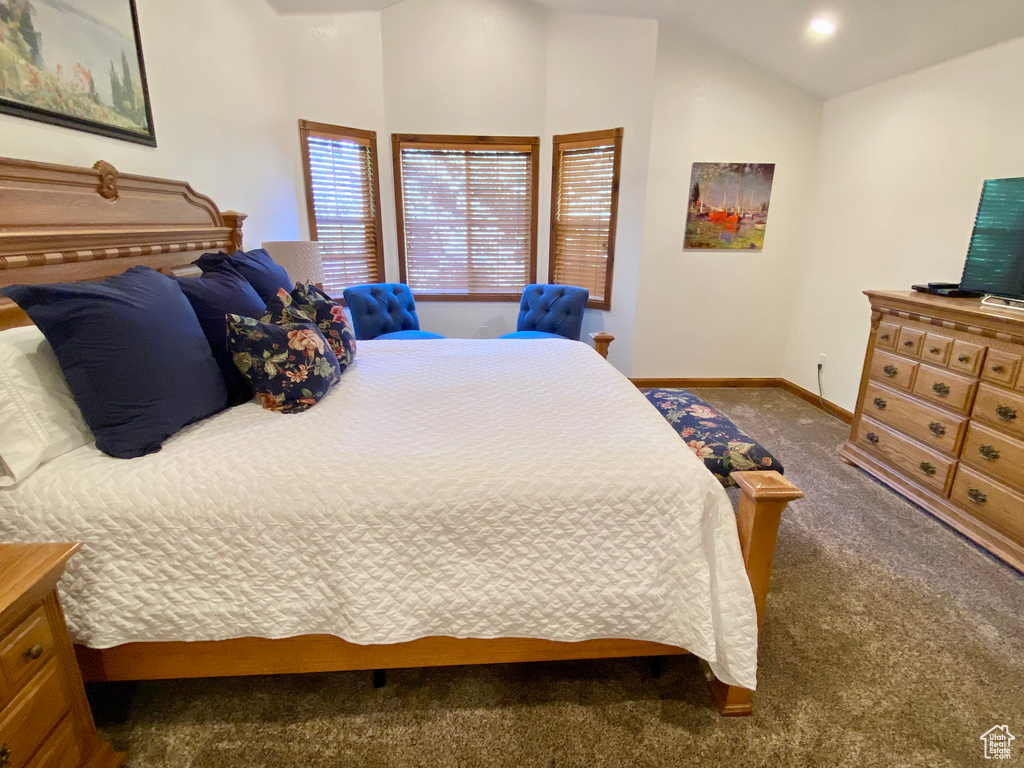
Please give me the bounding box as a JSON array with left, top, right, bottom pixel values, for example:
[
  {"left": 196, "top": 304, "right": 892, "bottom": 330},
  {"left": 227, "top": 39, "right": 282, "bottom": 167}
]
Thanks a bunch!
[{"left": 0, "top": 156, "right": 246, "bottom": 330}]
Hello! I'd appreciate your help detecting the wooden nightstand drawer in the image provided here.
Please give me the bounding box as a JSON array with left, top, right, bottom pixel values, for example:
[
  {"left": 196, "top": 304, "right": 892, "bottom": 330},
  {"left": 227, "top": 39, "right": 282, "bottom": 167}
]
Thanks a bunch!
[
  {"left": 856, "top": 417, "right": 955, "bottom": 495},
  {"left": 870, "top": 350, "right": 918, "bottom": 391},
  {"left": 962, "top": 423, "right": 1024, "bottom": 494},
  {"left": 912, "top": 363, "right": 977, "bottom": 414},
  {"left": 876, "top": 321, "right": 899, "bottom": 351},
  {"left": 24, "top": 716, "right": 81, "bottom": 768},
  {"left": 862, "top": 382, "right": 966, "bottom": 455},
  {"left": 982, "top": 348, "right": 1022, "bottom": 389},
  {"left": 0, "top": 662, "right": 69, "bottom": 768},
  {"left": 951, "top": 466, "right": 1024, "bottom": 545},
  {"left": 973, "top": 384, "right": 1024, "bottom": 440},
  {"left": 895, "top": 326, "right": 925, "bottom": 358},
  {"left": 921, "top": 333, "right": 953, "bottom": 366},
  {"left": 948, "top": 338, "right": 986, "bottom": 377},
  {"left": 0, "top": 608, "right": 55, "bottom": 694}
]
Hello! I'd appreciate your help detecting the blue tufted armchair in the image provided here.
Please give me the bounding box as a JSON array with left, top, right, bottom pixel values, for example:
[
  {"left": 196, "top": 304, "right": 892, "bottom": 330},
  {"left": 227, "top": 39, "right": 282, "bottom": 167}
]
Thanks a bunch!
[
  {"left": 342, "top": 283, "right": 446, "bottom": 340},
  {"left": 498, "top": 284, "right": 589, "bottom": 341}
]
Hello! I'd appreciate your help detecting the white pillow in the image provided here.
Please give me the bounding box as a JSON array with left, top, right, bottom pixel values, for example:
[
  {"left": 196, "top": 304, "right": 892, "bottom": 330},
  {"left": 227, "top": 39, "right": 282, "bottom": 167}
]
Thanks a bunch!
[{"left": 0, "top": 325, "right": 93, "bottom": 487}]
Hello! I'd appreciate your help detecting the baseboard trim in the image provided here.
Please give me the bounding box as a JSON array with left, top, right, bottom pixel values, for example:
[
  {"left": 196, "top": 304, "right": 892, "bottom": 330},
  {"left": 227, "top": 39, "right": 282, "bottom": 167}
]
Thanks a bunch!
[{"left": 630, "top": 377, "right": 853, "bottom": 425}]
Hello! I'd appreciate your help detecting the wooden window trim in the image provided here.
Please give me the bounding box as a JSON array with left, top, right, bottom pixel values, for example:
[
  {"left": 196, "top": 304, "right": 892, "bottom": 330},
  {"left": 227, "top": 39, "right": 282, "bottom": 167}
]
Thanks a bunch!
[
  {"left": 298, "top": 119, "right": 385, "bottom": 288},
  {"left": 392, "top": 133, "right": 540, "bottom": 302},
  {"left": 548, "top": 127, "right": 623, "bottom": 311}
]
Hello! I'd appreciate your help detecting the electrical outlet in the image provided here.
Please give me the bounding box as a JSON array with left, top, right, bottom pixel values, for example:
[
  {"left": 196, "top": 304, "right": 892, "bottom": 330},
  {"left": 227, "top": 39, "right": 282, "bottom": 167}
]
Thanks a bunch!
[
  {"left": 479, "top": 325, "right": 489, "bottom": 338},
  {"left": 818, "top": 354, "right": 827, "bottom": 369}
]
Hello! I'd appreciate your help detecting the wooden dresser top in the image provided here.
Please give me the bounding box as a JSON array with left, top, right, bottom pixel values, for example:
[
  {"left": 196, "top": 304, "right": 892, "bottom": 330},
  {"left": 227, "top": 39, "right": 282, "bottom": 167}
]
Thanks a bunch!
[
  {"left": 0, "top": 544, "right": 80, "bottom": 620},
  {"left": 866, "top": 290, "right": 1024, "bottom": 339}
]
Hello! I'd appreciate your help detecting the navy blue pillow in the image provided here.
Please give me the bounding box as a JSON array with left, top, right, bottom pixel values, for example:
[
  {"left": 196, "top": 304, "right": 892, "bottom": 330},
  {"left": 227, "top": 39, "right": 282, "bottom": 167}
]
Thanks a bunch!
[
  {"left": 2, "top": 267, "right": 228, "bottom": 459},
  {"left": 174, "top": 265, "right": 267, "bottom": 406},
  {"left": 194, "top": 249, "right": 291, "bottom": 303}
]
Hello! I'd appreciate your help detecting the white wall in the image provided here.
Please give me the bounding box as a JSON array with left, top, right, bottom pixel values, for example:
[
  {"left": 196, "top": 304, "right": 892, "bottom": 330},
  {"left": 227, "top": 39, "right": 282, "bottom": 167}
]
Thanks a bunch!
[
  {"left": 0, "top": 0, "right": 300, "bottom": 247},
  {"left": 377, "top": 0, "right": 548, "bottom": 339},
  {"left": 542, "top": 13, "right": 658, "bottom": 371},
  {"left": 276, "top": 12, "right": 388, "bottom": 241},
  {"left": 630, "top": 24, "right": 823, "bottom": 379},
  {"left": 783, "top": 37, "right": 1024, "bottom": 411}
]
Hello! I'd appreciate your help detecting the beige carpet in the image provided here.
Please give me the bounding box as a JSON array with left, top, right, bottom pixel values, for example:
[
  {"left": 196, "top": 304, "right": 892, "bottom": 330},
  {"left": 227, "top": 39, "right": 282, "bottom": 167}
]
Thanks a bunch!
[{"left": 97, "top": 388, "right": 1023, "bottom": 767}]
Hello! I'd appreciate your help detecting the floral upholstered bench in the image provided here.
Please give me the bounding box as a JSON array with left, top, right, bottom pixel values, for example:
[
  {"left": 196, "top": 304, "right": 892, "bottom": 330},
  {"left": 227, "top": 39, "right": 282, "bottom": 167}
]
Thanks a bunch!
[{"left": 641, "top": 388, "right": 784, "bottom": 488}]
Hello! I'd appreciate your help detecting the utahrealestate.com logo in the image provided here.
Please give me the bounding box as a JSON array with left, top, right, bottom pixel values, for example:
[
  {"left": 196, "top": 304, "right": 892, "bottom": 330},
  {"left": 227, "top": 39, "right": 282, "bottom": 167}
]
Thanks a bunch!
[{"left": 980, "top": 726, "right": 1015, "bottom": 759}]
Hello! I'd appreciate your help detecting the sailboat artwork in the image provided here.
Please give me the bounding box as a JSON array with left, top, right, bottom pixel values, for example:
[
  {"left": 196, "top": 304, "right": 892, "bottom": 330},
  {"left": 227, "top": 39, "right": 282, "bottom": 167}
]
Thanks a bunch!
[{"left": 684, "top": 162, "right": 775, "bottom": 250}]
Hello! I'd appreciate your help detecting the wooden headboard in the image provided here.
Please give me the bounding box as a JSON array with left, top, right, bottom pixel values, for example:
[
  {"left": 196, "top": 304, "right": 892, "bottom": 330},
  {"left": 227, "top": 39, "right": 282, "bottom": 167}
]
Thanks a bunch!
[{"left": 0, "top": 156, "right": 246, "bottom": 330}]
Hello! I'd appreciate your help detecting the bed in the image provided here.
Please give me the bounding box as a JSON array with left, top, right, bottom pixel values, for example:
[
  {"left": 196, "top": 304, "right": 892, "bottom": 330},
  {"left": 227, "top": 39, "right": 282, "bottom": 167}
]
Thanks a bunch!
[{"left": 0, "top": 156, "right": 802, "bottom": 716}]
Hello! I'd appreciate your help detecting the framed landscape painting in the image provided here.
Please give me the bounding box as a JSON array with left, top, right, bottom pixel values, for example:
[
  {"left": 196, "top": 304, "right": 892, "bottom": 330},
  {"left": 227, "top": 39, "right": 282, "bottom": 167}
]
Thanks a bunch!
[
  {"left": 0, "top": 0, "right": 155, "bottom": 146},
  {"left": 684, "top": 162, "right": 775, "bottom": 250}
]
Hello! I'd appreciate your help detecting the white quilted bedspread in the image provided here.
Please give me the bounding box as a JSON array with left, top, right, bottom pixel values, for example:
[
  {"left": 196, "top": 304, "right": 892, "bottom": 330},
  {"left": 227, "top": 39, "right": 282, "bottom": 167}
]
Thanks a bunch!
[{"left": 0, "top": 339, "right": 759, "bottom": 688}]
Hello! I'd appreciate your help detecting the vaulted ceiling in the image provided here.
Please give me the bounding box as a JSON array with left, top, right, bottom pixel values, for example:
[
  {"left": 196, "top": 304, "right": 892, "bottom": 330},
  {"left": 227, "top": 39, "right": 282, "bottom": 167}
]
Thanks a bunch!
[{"left": 264, "top": 0, "right": 1024, "bottom": 99}]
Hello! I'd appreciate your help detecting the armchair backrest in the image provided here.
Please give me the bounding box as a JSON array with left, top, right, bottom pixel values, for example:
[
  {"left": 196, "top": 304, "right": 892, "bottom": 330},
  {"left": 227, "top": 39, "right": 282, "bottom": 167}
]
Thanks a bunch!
[
  {"left": 342, "top": 283, "right": 421, "bottom": 340},
  {"left": 516, "top": 284, "right": 589, "bottom": 341}
]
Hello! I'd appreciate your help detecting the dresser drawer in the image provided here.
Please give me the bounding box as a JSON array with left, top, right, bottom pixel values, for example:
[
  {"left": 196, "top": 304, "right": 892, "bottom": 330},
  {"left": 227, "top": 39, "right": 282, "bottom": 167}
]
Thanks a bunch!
[
  {"left": 896, "top": 326, "right": 925, "bottom": 358},
  {"left": 24, "top": 716, "right": 81, "bottom": 768},
  {"left": 862, "top": 382, "right": 966, "bottom": 455},
  {"left": 912, "top": 363, "right": 977, "bottom": 413},
  {"left": 982, "top": 348, "right": 1022, "bottom": 389},
  {"left": 948, "top": 338, "right": 986, "bottom": 377},
  {"left": 856, "top": 417, "right": 955, "bottom": 495},
  {"left": 972, "top": 384, "right": 1024, "bottom": 440},
  {"left": 0, "top": 662, "right": 69, "bottom": 768},
  {"left": 921, "top": 333, "right": 953, "bottom": 367},
  {"left": 869, "top": 350, "right": 918, "bottom": 391},
  {"left": 876, "top": 321, "right": 900, "bottom": 351},
  {"left": 962, "top": 423, "right": 1024, "bottom": 494},
  {"left": 951, "top": 466, "right": 1024, "bottom": 545},
  {"left": 0, "top": 608, "right": 55, "bottom": 695}
]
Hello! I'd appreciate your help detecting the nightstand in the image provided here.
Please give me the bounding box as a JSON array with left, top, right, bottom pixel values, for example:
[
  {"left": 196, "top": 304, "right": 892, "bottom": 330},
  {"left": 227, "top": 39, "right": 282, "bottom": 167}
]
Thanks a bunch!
[{"left": 0, "top": 544, "right": 123, "bottom": 768}]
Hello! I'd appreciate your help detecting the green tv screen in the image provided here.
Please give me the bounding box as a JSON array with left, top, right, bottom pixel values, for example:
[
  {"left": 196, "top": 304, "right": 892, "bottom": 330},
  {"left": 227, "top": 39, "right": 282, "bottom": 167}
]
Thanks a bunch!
[{"left": 960, "top": 177, "right": 1024, "bottom": 300}]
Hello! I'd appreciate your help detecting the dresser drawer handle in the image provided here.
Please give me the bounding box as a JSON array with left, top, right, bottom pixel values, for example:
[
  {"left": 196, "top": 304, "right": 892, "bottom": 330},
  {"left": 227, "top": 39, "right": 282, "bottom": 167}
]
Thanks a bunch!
[
  {"left": 883, "top": 365, "right": 899, "bottom": 378},
  {"left": 978, "top": 444, "right": 1000, "bottom": 460},
  {"left": 928, "top": 422, "right": 945, "bottom": 436},
  {"left": 928, "top": 346, "right": 940, "bottom": 354},
  {"left": 991, "top": 364, "right": 1004, "bottom": 373},
  {"left": 932, "top": 382, "right": 950, "bottom": 397},
  {"left": 904, "top": 340, "right": 915, "bottom": 347},
  {"left": 865, "top": 432, "right": 879, "bottom": 444},
  {"left": 0, "top": 743, "right": 10, "bottom": 768},
  {"left": 24, "top": 643, "right": 43, "bottom": 660},
  {"left": 967, "top": 488, "right": 987, "bottom": 504},
  {"left": 919, "top": 462, "right": 936, "bottom": 476},
  {"left": 873, "top": 396, "right": 887, "bottom": 410},
  {"left": 880, "top": 333, "right": 890, "bottom": 341},
  {"left": 957, "top": 353, "right": 969, "bottom": 363},
  {"left": 995, "top": 405, "right": 1017, "bottom": 422}
]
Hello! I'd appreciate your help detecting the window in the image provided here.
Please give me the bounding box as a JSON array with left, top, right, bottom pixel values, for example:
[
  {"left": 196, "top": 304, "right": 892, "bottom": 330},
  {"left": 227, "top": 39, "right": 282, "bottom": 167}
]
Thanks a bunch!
[
  {"left": 298, "top": 120, "right": 385, "bottom": 294},
  {"left": 549, "top": 128, "right": 623, "bottom": 310},
  {"left": 392, "top": 134, "right": 539, "bottom": 300}
]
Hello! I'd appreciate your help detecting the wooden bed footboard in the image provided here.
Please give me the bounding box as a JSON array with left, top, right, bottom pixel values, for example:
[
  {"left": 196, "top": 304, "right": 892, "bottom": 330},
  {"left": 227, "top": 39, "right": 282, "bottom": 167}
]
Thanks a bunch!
[{"left": 76, "top": 470, "right": 801, "bottom": 717}]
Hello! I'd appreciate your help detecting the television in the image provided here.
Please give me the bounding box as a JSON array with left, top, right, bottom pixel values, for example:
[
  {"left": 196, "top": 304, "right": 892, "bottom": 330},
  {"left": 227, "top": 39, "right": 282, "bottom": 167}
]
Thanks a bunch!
[{"left": 959, "top": 176, "right": 1024, "bottom": 300}]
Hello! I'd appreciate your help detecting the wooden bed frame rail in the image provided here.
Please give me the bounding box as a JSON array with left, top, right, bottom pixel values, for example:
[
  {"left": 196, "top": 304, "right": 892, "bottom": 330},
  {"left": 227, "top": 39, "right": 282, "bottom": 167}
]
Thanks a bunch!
[
  {"left": 2, "top": 156, "right": 803, "bottom": 716},
  {"left": 75, "top": 471, "right": 801, "bottom": 716}
]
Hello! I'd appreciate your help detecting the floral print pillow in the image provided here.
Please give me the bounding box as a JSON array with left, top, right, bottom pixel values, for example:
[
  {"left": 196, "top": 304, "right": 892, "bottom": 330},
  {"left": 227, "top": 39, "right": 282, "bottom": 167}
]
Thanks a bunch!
[
  {"left": 262, "top": 284, "right": 356, "bottom": 371},
  {"left": 226, "top": 314, "right": 341, "bottom": 414},
  {"left": 641, "top": 388, "right": 784, "bottom": 488},
  {"left": 291, "top": 282, "right": 356, "bottom": 369}
]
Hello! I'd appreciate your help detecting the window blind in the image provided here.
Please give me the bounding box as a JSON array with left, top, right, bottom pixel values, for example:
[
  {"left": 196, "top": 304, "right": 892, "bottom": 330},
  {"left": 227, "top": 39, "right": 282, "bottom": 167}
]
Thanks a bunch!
[
  {"left": 393, "top": 135, "right": 539, "bottom": 300},
  {"left": 299, "top": 120, "right": 384, "bottom": 295},
  {"left": 549, "top": 128, "right": 623, "bottom": 310}
]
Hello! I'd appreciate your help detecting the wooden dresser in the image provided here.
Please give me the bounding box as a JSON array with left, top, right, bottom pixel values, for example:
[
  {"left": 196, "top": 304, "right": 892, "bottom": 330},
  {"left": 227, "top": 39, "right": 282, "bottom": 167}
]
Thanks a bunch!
[
  {"left": 0, "top": 544, "right": 122, "bottom": 768},
  {"left": 841, "top": 291, "right": 1024, "bottom": 572}
]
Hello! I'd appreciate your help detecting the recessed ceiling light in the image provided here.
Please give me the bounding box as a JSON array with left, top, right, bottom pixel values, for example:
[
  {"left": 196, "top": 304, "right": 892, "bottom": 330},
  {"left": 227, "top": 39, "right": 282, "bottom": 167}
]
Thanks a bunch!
[{"left": 810, "top": 19, "right": 836, "bottom": 36}]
